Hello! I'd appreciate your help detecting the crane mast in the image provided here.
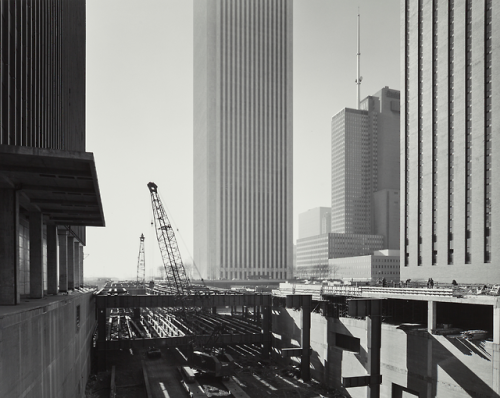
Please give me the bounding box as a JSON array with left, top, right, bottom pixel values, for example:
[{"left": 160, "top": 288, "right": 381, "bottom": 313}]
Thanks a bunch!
[
  {"left": 136, "top": 233, "right": 146, "bottom": 286},
  {"left": 147, "top": 182, "right": 191, "bottom": 296}
]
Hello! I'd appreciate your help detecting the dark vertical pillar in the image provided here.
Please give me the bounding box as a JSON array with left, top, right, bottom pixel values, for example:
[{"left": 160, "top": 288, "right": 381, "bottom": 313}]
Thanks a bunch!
[
  {"left": 29, "top": 211, "right": 44, "bottom": 299},
  {"left": 97, "top": 303, "right": 107, "bottom": 372},
  {"left": 47, "top": 224, "right": 58, "bottom": 294},
  {"left": 67, "top": 235, "right": 74, "bottom": 290},
  {"left": 58, "top": 229, "right": 68, "bottom": 292},
  {"left": 0, "top": 189, "right": 19, "bottom": 305},
  {"left": 367, "top": 300, "right": 382, "bottom": 398},
  {"left": 301, "top": 295, "right": 311, "bottom": 382},
  {"left": 133, "top": 308, "right": 141, "bottom": 319},
  {"left": 261, "top": 305, "right": 271, "bottom": 359},
  {"left": 212, "top": 306, "right": 217, "bottom": 314},
  {"left": 74, "top": 240, "right": 80, "bottom": 289}
]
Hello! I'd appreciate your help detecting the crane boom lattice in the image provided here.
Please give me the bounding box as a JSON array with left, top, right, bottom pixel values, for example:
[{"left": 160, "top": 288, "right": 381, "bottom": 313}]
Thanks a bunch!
[
  {"left": 147, "top": 182, "right": 191, "bottom": 296},
  {"left": 136, "top": 233, "right": 146, "bottom": 286}
]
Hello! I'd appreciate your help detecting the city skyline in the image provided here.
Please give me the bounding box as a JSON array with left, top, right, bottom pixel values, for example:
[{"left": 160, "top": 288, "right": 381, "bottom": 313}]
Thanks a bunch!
[{"left": 84, "top": 0, "right": 400, "bottom": 278}]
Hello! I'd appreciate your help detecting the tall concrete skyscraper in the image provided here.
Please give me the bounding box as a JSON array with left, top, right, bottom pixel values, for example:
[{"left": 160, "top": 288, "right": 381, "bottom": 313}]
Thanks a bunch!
[
  {"left": 193, "top": 1, "right": 293, "bottom": 280},
  {"left": 401, "top": 0, "right": 499, "bottom": 284},
  {"left": 331, "top": 87, "right": 401, "bottom": 251}
]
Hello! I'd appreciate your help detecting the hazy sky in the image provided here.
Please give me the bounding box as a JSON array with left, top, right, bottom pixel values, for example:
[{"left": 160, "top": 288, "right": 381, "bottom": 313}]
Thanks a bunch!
[{"left": 85, "top": 0, "right": 400, "bottom": 279}]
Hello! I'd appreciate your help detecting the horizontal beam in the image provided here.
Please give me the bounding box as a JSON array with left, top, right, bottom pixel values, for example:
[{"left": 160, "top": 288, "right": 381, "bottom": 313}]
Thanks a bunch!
[
  {"left": 97, "top": 332, "right": 265, "bottom": 350},
  {"left": 96, "top": 294, "right": 272, "bottom": 309},
  {"left": 343, "top": 374, "right": 382, "bottom": 388}
]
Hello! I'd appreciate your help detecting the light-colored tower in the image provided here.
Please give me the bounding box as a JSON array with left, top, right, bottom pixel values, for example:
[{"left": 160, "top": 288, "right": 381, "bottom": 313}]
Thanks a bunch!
[
  {"left": 193, "top": 0, "right": 293, "bottom": 281},
  {"left": 401, "top": 0, "right": 499, "bottom": 283}
]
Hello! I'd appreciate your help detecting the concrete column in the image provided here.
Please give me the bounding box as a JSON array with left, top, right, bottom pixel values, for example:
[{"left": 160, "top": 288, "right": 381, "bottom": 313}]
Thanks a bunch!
[
  {"left": 29, "top": 211, "right": 44, "bottom": 299},
  {"left": 58, "top": 230, "right": 68, "bottom": 292},
  {"left": 0, "top": 189, "right": 19, "bottom": 305},
  {"left": 67, "top": 236, "right": 75, "bottom": 290},
  {"left": 47, "top": 224, "right": 58, "bottom": 295},
  {"left": 74, "top": 241, "right": 80, "bottom": 289},
  {"left": 427, "top": 300, "right": 437, "bottom": 334},
  {"left": 79, "top": 245, "right": 84, "bottom": 287},
  {"left": 493, "top": 300, "right": 500, "bottom": 394},
  {"left": 301, "top": 296, "right": 312, "bottom": 382},
  {"left": 367, "top": 300, "right": 382, "bottom": 398}
]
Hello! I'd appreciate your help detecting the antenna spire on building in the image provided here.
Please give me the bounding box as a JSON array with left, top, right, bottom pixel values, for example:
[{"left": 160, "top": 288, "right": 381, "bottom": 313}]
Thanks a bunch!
[{"left": 355, "top": 8, "right": 362, "bottom": 109}]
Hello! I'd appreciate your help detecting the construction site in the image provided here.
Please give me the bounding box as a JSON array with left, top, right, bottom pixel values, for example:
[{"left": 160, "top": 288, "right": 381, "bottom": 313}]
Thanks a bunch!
[{"left": 81, "top": 183, "right": 500, "bottom": 398}]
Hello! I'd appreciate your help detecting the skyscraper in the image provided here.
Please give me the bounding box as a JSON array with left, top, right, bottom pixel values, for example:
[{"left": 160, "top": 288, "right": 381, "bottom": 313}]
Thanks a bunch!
[
  {"left": 401, "top": 0, "right": 499, "bottom": 284},
  {"left": 331, "top": 87, "right": 400, "bottom": 250},
  {"left": 193, "top": 1, "right": 293, "bottom": 280}
]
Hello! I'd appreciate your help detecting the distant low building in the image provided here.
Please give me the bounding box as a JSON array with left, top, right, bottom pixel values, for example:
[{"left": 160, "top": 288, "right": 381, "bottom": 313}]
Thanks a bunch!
[{"left": 329, "top": 249, "right": 400, "bottom": 283}]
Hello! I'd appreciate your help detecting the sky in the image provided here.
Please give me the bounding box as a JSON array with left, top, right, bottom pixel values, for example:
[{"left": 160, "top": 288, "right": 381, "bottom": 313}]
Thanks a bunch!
[{"left": 85, "top": 0, "right": 400, "bottom": 279}]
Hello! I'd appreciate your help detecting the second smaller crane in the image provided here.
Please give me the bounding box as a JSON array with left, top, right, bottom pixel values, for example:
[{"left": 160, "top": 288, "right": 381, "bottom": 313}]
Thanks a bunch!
[{"left": 136, "top": 233, "right": 146, "bottom": 287}]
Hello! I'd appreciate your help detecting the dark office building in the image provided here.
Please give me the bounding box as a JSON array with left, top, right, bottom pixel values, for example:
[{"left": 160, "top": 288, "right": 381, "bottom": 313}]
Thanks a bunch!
[{"left": 0, "top": 1, "right": 105, "bottom": 397}]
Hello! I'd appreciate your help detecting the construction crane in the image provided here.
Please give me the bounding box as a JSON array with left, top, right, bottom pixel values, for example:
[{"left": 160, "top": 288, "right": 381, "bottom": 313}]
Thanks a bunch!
[
  {"left": 136, "top": 233, "right": 146, "bottom": 287},
  {"left": 147, "top": 182, "right": 191, "bottom": 296}
]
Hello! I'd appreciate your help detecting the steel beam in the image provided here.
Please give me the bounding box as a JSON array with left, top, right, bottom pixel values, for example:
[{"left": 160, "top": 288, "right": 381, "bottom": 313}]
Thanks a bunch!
[{"left": 96, "top": 294, "right": 272, "bottom": 309}]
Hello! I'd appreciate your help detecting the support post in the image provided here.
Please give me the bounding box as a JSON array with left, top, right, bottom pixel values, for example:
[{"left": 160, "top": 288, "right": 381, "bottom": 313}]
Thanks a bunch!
[
  {"left": 47, "top": 224, "right": 58, "bottom": 295},
  {"left": 493, "top": 300, "right": 500, "bottom": 394},
  {"left": 301, "top": 295, "right": 312, "bottom": 382},
  {"left": 67, "top": 236, "right": 75, "bottom": 290},
  {"left": 367, "top": 300, "right": 382, "bottom": 398},
  {"left": 58, "top": 229, "right": 68, "bottom": 292},
  {"left": 29, "top": 211, "right": 44, "bottom": 299},
  {"left": 0, "top": 189, "right": 19, "bottom": 305},
  {"left": 427, "top": 300, "right": 436, "bottom": 334}
]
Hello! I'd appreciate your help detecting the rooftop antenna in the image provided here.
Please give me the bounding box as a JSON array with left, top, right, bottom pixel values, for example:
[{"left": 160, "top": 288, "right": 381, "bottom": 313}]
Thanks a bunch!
[{"left": 355, "top": 8, "right": 362, "bottom": 109}]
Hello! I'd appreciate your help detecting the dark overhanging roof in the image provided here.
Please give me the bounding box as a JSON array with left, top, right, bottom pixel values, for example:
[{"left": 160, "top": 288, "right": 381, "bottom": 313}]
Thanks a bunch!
[{"left": 0, "top": 144, "right": 105, "bottom": 227}]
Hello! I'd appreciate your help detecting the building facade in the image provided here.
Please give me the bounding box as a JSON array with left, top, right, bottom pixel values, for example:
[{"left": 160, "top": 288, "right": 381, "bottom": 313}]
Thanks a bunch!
[
  {"left": 328, "top": 233, "right": 385, "bottom": 259},
  {"left": 329, "top": 249, "right": 401, "bottom": 282},
  {"left": 193, "top": 0, "right": 293, "bottom": 280},
  {"left": 295, "top": 234, "right": 330, "bottom": 278},
  {"left": 298, "top": 207, "right": 331, "bottom": 239},
  {"left": 331, "top": 87, "right": 400, "bottom": 251},
  {"left": 0, "top": 1, "right": 104, "bottom": 396},
  {"left": 401, "top": 0, "right": 500, "bottom": 283}
]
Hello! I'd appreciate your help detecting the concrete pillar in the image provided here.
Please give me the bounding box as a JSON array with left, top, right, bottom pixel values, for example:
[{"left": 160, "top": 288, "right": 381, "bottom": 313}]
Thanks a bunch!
[
  {"left": 0, "top": 189, "right": 19, "bottom": 305},
  {"left": 427, "top": 301, "right": 437, "bottom": 334},
  {"left": 58, "top": 230, "right": 68, "bottom": 292},
  {"left": 493, "top": 300, "right": 500, "bottom": 394},
  {"left": 47, "top": 224, "right": 58, "bottom": 295},
  {"left": 367, "top": 300, "right": 382, "bottom": 398},
  {"left": 67, "top": 236, "right": 75, "bottom": 290},
  {"left": 74, "top": 241, "right": 80, "bottom": 289},
  {"left": 301, "top": 296, "right": 312, "bottom": 382},
  {"left": 29, "top": 211, "right": 44, "bottom": 299},
  {"left": 79, "top": 245, "right": 84, "bottom": 287}
]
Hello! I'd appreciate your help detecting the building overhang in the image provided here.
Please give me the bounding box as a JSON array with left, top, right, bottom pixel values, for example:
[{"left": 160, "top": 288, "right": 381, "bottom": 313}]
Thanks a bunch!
[{"left": 0, "top": 145, "right": 105, "bottom": 227}]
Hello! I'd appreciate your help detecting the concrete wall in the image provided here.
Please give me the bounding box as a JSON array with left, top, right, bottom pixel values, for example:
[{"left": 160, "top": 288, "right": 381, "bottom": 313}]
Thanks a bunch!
[
  {"left": 273, "top": 308, "right": 498, "bottom": 398},
  {"left": 0, "top": 292, "right": 96, "bottom": 398}
]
